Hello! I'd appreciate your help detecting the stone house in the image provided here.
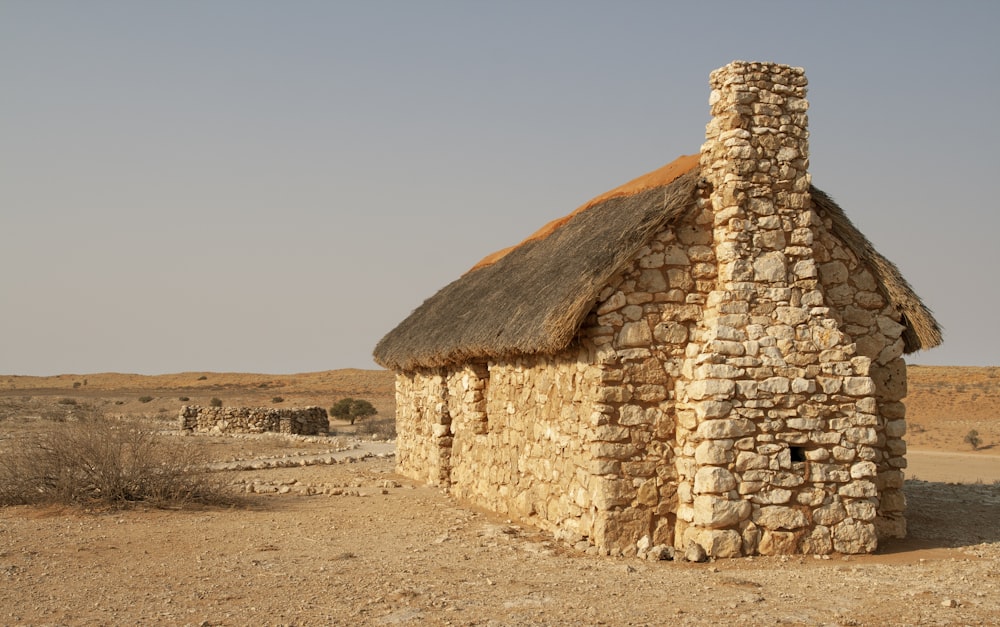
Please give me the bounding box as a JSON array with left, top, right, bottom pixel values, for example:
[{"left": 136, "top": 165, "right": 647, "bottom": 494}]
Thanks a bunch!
[{"left": 373, "top": 61, "right": 941, "bottom": 558}]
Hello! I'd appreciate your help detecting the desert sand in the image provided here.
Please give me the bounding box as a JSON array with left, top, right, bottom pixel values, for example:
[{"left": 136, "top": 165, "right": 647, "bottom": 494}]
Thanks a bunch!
[{"left": 0, "top": 366, "right": 997, "bottom": 625}]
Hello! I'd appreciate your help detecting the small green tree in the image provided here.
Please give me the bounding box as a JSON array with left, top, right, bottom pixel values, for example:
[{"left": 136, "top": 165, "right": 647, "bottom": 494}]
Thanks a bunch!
[
  {"left": 964, "top": 429, "right": 982, "bottom": 450},
  {"left": 329, "top": 398, "right": 377, "bottom": 425},
  {"left": 330, "top": 397, "right": 354, "bottom": 423},
  {"left": 349, "top": 399, "right": 377, "bottom": 425},
  {"left": 209, "top": 397, "right": 223, "bottom": 408}
]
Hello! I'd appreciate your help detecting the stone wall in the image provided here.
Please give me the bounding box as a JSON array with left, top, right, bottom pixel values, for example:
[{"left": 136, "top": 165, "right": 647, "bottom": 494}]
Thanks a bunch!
[
  {"left": 178, "top": 405, "right": 329, "bottom": 435},
  {"left": 394, "top": 372, "right": 452, "bottom": 486},
  {"left": 447, "top": 351, "right": 604, "bottom": 545}
]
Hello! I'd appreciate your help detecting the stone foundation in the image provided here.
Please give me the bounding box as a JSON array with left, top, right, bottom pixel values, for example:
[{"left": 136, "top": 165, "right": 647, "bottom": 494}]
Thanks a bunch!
[{"left": 178, "top": 405, "right": 329, "bottom": 435}]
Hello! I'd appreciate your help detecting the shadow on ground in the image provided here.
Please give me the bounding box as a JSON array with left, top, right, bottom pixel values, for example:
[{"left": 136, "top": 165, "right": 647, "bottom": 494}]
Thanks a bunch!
[{"left": 879, "top": 480, "right": 1000, "bottom": 553}]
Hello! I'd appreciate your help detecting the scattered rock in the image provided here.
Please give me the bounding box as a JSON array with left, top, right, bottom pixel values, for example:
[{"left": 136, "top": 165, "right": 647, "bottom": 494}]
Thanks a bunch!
[{"left": 685, "top": 542, "right": 708, "bottom": 563}]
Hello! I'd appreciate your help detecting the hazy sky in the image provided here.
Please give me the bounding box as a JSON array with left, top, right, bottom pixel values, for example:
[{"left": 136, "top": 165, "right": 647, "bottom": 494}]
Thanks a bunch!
[{"left": 2, "top": 1, "right": 998, "bottom": 375}]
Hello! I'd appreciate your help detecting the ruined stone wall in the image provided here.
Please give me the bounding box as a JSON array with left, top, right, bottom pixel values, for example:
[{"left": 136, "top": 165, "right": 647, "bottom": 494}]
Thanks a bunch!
[
  {"left": 673, "top": 60, "right": 907, "bottom": 557},
  {"left": 178, "top": 405, "right": 328, "bottom": 435}
]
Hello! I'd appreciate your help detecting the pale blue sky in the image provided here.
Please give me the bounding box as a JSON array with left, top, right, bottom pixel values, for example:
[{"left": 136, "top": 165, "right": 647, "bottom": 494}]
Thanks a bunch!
[{"left": 2, "top": 1, "right": 997, "bottom": 375}]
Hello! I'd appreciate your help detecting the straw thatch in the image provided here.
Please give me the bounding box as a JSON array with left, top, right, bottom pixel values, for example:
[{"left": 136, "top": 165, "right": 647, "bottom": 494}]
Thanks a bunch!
[{"left": 374, "top": 165, "right": 941, "bottom": 372}]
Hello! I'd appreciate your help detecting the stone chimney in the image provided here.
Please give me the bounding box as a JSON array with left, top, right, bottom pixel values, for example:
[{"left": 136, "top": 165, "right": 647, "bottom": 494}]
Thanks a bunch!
[
  {"left": 700, "top": 61, "right": 811, "bottom": 293},
  {"left": 674, "top": 62, "right": 880, "bottom": 558}
]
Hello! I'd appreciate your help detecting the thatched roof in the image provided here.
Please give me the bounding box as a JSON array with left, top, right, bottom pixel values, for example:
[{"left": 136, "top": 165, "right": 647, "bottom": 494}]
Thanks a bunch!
[{"left": 374, "top": 158, "right": 941, "bottom": 372}]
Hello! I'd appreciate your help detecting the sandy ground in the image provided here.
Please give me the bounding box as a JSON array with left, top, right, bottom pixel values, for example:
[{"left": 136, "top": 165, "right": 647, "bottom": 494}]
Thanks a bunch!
[{"left": 0, "top": 366, "right": 998, "bottom": 626}]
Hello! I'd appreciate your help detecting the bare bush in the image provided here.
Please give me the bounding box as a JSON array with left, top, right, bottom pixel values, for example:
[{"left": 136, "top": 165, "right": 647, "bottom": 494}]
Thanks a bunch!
[{"left": 0, "top": 414, "right": 231, "bottom": 508}]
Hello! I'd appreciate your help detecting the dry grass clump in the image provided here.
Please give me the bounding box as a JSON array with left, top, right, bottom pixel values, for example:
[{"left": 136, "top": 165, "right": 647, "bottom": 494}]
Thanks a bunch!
[
  {"left": 0, "top": 413, "right": 230, "bottom": 508},
  {"left": 357, "top": 416, "right": 397, "bottom": 440}
]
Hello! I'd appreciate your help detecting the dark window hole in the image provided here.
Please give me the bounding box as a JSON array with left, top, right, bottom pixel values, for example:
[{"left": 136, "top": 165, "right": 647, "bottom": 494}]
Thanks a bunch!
[{"left": 790, "top": 446, "right": 806, "bottom": 462}]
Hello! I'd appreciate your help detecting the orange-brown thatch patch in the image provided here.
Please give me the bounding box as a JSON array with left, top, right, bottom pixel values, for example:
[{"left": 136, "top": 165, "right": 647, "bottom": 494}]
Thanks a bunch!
[{"left": 469, "top": 154, "right": 699, "bottom": 272}]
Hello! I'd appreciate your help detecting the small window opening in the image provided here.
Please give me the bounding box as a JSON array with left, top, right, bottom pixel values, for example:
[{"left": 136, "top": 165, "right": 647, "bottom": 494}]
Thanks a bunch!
[{"left": 789, "top": 446, "right": 807, "bottom": 463}]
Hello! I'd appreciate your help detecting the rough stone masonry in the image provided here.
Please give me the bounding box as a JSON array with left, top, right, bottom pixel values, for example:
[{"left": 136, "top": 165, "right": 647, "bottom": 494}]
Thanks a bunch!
[
  {"left": 179, "top": 405, "right": 329, "bottom": 436},
  {"left": 672, "top": 61, "right": 906, "bottom": 557}
]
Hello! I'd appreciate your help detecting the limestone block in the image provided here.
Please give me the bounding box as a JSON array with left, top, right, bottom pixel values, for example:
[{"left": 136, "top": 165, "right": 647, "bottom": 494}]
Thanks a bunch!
[
  {"left": 849, "top": 461, "right": 877, "bottom": 479},
  {"left": 636, "top": 478, "right": 659, "bottom": 506},
  {"left": 770, "top": 471, "right": 805, "bottom": 488},
  {"left": 694, "top": 529, "right": 743, "bottom": 558},
  {"left": 735, "top": 451, "right": 770, "bottom": 471},
  {"left": 877, "top": 338, "right": 905, "bottom": 366},
  {"left": 812, "top": 501, "right": 847, "bottom": 526},
  {"left": 758, "top": 377, "right": 791, "bottom": 394},
  {"left": 597, "top": 292, "right": 626, "bottom": 316},
  {"left": 798, "top": 526, "right": 832, "bottom": 554},
  {"left": 832, "top": 521, "right": 877, "bottom": 554},
  {"left": 619, "top": 405, "right": 655, "bottom": 426},
  {"left": 695, "top": 440, "right": 735, "bottom": 465},
  {"left": 707, "top": 339, "right": 746, "bottom": 356},
  {"left": 592, "top": 508, "right": 653, "bottom": 555},
  {"left": 796, "top": 487, "right": 827, "bottom": 507},
  {"left": 751, "top": 488, "right": 792, "bottom": 505},
  {"left": 845, "top": 499, "right": 877, "bottom": 521},
  {"left": 693, "top": 400, "right": 733, "bottom": 420},
  {"left": 812, "top": 326, "right": 844, "bottom": 351},
  {"left": 653, "top": 321, "right": 688, "bottom": 344},
  {"left": 838, "top": 480, "right": 877, "bottom": 498},
  {"left": 876, "top": 315, "right": 906, "bottom": 339},
  {"left": 638, "top": 252, "right": 665, "bottom": 269},
  {"left": 695, "top": 363, "right": 744, "bottom": 380},
  {"left": 694, "top": 466, "right": 737, "bottom": 494},
  {"left": 774, "top": 306, "right": 809, "bottom": 326},
  {"left": 590, "top": 476, "right": 634, "bottom": 510},
  {"left": 872, "top": 359, "right": 907, "bottom": 401},
  {"left": 785, "top": 417, "right": 823, "bottom": 430},
  {"left": 758, "top": 530, "right": 799, "bottom": 555},
  {"left": 753, "top": 251, "right": 787, "bottom": 282},
  {"left": 693, "top": 495, "right": 751, "bottom": 528},
  {"left": 809, "top": 463, "right": 849, "bottom": 483},
  {"left": 855, "top": 291, "right": 885, "bottom": 309},
  {"left": 876, "top": 469, "right": 905, "bottom": 490},
  {"left": 845, "top": 427, "right": 878, "bottom": 445},
  {"left": 816, "top": 376, "right": 841, "bottom": 394},
  {"left": 591, "top": 424, "right": 631, "bottom": 442},
  {"left": 696, "top": 418, "right": 756, "bottom": 439},
  {"left": 886, "top": 438, "right": 906, "bottom": 457},
  {"left": 637, "top": 269, "right": 667, "bottom": 292},
  {"left": 591, "top": 442, "right": 637, "bottom": 460},
  {"left": 791, "top": 377, "right": 815, "bottom": 394},
  {"left": 587, "top": 459, "right": 620, "bottom": 476},
  {"left": 818, "top": 260, "right": 848, "bottom": 285},
  {"left": 618, "top": 321, "right": 652, "bottom": 348},
  {"left": 687, "top": 379, "right": 737, "bottom": 400},
  {"left": 832, "top": 446, "right": 857, "bottom": 462}
]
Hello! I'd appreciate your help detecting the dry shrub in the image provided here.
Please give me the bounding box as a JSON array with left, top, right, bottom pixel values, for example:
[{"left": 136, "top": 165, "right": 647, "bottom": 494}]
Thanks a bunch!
[
  {"left": 357, "top": 416, "right": 397, "bottom": 440},
  {"left": 0, "top": 414, "right": 231, "bottom": 508}
]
